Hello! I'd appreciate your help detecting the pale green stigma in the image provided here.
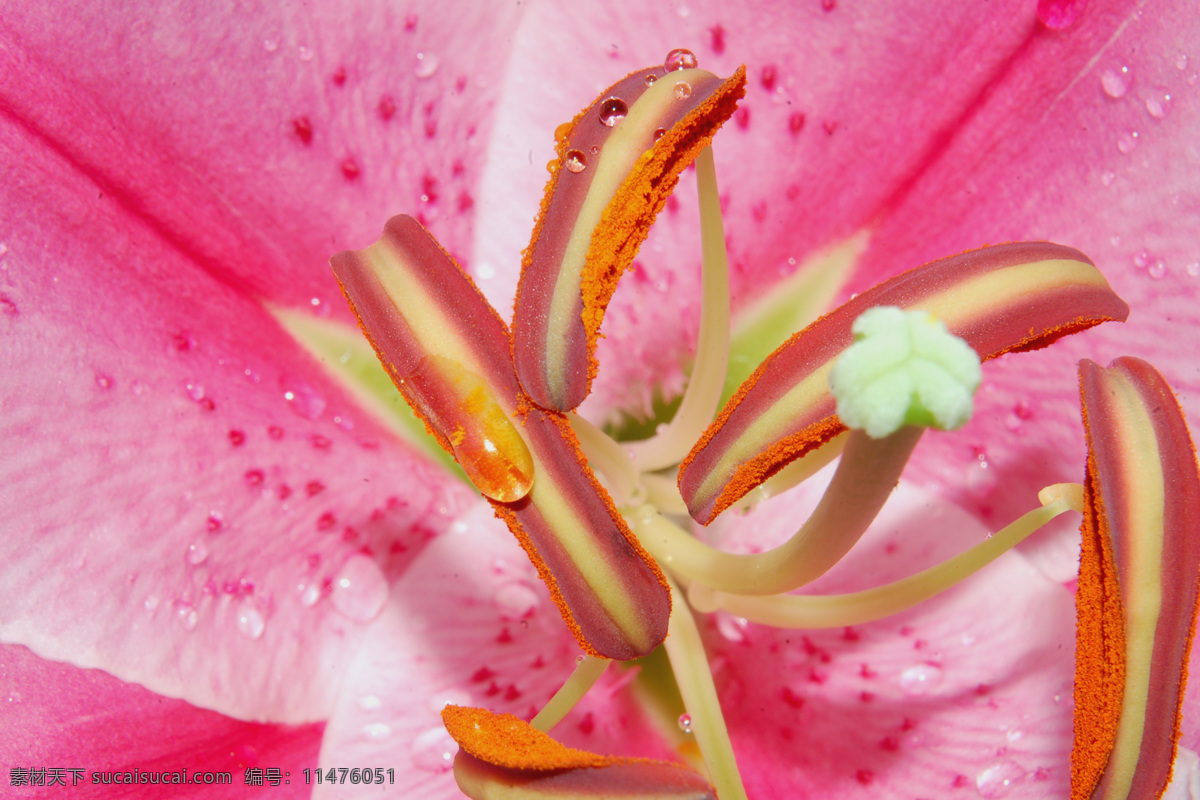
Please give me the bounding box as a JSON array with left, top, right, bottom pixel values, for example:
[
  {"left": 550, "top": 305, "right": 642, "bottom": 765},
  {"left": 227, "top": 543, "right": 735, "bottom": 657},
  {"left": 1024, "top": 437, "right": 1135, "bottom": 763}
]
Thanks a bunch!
[{"left": 829, "top": 306, "right": 982, "bottom": 438}]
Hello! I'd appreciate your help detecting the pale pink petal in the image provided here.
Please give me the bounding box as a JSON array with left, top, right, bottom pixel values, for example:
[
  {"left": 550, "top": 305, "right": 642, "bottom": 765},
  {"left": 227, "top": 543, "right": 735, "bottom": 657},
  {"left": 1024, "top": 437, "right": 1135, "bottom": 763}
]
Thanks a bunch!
[
  {"left": 704, "top": 478, "right": 1076, "bottom": 798},
  {"left": 0, "top": 114, "right": 472, "bottom": 722},
  {"left": 0, "top": 643, "right": 322, "bottom": 799},
  {"left": 316, "top": 503, "right": 673, "bottom": 799},
  {"left": 0, "top": 1, "right": 524, "bottom": 315}
]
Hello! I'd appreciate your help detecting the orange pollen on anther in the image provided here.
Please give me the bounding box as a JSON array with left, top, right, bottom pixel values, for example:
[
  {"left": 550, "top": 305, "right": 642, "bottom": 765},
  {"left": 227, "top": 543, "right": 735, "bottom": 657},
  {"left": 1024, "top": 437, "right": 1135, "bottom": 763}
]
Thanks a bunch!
[
  {"left": 442, "top": 706, "right": 615, "bottom": 771},
  {"left": 1070, "top": 458, "right": 1127, "bottom": 800}
]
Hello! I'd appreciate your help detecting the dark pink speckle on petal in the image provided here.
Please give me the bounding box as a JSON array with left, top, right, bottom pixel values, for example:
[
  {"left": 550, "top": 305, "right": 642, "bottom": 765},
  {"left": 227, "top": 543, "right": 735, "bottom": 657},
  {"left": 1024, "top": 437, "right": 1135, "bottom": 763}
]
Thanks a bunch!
[
  {"left": 340, "top": 157, "right": 361, "bottom": 181},
  {"left": 709, "top": 25, "right": 726, "bottom": 54},
  {"left": 292, "top": 116, "right": 313, "bottom": 145},
  {"left": 378, "top": 95, "right": 396, "bottom": 121},
  {"left": 1036, "top": 0, "right": 1085, "bottom": 29}
]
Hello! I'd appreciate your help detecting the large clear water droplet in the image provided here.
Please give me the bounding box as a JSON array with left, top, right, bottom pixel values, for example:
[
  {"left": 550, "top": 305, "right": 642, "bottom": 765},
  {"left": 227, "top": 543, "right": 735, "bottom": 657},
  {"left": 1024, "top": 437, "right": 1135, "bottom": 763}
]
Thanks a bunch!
[
  {"left": 411, "top": 727, "right": 457, "bottom": 772},
  {"left": 975, "top": 759, "right": 1026, "bottom": 798},
  {"left": 898, "top": 663, "right": 944, "bottom": 696},
  {"left": 598, "top": 97, "right": 628, "bottom": 127},
  {"left": 330, "top": 554, "right": 389, "bottom": 622},
  {"left": 664, "top": 48, "right": 698, "bottom": 72}
]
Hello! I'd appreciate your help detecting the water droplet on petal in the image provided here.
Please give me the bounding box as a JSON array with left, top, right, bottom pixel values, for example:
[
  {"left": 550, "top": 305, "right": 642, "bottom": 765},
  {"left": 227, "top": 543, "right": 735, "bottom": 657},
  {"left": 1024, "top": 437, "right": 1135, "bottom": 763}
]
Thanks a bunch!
[
  {"left": 1101, "top": 66, "right": 1130, "bottom": 98},
  {"left": 1185, "top": 261, "right": 1200, "bottom": 277},
  {"left": 1100, "top": 171, "right": 1116, "bottom": 186},
  {"left": 330, "top": 554, "right": 389, "bottom": 622},
  {"left": 565, "top": 149, "right": 587, "bottom": 173},
  {"left": 263, "top": 36, "right": 279, "bottom": 53},
  {"left": 361, "top": 722, "right": 392, "bottom": 741},
  {"left": 1036, "top": 0, "right": 1084, "bottom": 29},
  {"left": 598, "top": 97, "right": 628, "bottom": 127},
  {"left": 185, "top": 382, "right": 206, "bottom": 401},
  {"left": 186, "top": 541, "right": 208, "bottom": 565},
  {"left": 1148, "top": 258, "right": 1167, "bottom": 280},
  {"left": 143, "top": 595, "right": 160, "bottom": 614},
  {"left": 411, "top": 726, "right": 457, "bottom": 772},
  {"left": 493, "top": 581, "right": 540, "bottom": 619},
  {"left": 175, "top": 600, "right": 198, "bottom": 631},
  {"left": 280, "top": 376, "right": 326, "bottom": 420},
  {"left": 1117, "top": 130, "right": 1139, "bottom": 154},
  {"left": 236, "top": 603, "right": 265, "bottom": 639},
  {"left": 414, "top": 51, "right": 440, "bottom": 79},
  {"left": 677, "top": 713, "right": 693, "bottom": 733},
  {"left": 298, "top": 581, "right": 321, "bottom": 607},
  {"left": 1176, "top": 53, "right": 1189, "bottom": 71},
  {"left": 298, "top": 45, "right": 314, "bottom": 62},
  {"left": 358, "top": 694, "right": 383, "bottom": 711},
  {"left": 975, "top": 759, "right": 1026, "bottom": 798},
  {"left": 664, "top": 48, "right": 698, "bottom": 72},
  {"left": 898, "top": 663, "right": 943, "bottom": 696},
  {"left": 1145, "top": 91, "right": 1172, "bottom": 119},
  {"left": 716, "top": 611, "right": 749, "bottom": 642},
  {"left": 673, "top": 81, "right": 693, "bottom": 100}
]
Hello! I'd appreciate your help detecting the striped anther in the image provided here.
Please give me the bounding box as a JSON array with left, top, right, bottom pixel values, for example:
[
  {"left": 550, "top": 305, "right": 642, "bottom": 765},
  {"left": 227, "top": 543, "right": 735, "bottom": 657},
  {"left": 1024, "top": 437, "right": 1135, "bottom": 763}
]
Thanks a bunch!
[
  {"left": 444, "top": 706, "right": 716, "bottom": 800},
  {"left": 332, "top": 216, "right": 669, "bottom": 660},
  {"left": 678, "top": 242, "right": 1129, "bottom": 523},
  {"left": 513, "top": 64, "right": 746, "bottom": 412},
  {"left": 1072, "top": 358, "right": 1200, "bottom": 800}
]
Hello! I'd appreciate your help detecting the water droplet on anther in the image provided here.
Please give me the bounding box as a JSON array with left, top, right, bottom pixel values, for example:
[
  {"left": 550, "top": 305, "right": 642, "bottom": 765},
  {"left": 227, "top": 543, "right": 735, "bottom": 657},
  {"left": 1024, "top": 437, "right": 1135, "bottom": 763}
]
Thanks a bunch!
[
  {"left": 598, "top": 97, "right": 628, "bottom": 127},
  {"left": 975, "top": 759, "right": 1026, "bottom": 798},
  {"left": 236, "top": 603, "right": 265, "bottom": 639},
  {"left": 411, "top": 727, "right": 457, "bottom": 772},
  {"left": 674, "top": 81, "right": 693, "bottom": 100},
  {"left": 330, "top": 554, "right": 389, "bottom": 622},
  {"left": 664, "top": 48, "right": 698, "bottom": 72},
  {"left": 677, "top": 713, "right": 693, "bottom": 733},
  {"left": 565, "top": 150, "right": 587, "bottom": 173},
  {"left": 1101, "top": 66, "right": 1130, "bottom": 98},
  {"left": 653, "top": 127, "right": 667, "bottom": 141},
  {"left": 898, "top": 663, "right": 943, "bottom": 696}
]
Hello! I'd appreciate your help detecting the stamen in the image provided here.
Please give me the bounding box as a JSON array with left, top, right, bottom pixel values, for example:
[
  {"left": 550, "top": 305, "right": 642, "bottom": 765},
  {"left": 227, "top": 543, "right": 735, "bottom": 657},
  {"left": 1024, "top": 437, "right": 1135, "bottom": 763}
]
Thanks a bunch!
[
  {"left": 569, "top": 412, "right": 641, "bottom": 507},
  {"left": 1072, "top": 357, "right": 1200, "bottom": 800},
  {"left": 513, "top": 65, "right": 745, "bottom": 411},
  {"left": 679, "top": 243, "right": 1129, "bottom": 523},
  {"left": 661, "top": 577, "right": 748, "bottom": 800},
  {"left": 443, "top": 705, "right": 716, "bottom": 799},
  {"left": 332, "top": 215, "right": 671, "bottom": 661},
  {"left": 631, "top": 425, "right": 922, "bottom": 595},
  {"left": 531, "top": 655, "right": 610, "bottom": 733},
  {"left": 689, "top": 489, "right": 1081, "bottom": 626},
  {"left": 626, "top": 145, "right": 731, "bottom": 472}
]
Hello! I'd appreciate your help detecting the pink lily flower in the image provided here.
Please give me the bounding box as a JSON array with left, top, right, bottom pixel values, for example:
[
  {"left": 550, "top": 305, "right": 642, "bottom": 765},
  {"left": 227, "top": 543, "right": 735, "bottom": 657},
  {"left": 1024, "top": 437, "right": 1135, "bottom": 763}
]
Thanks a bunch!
[{"left": 1, "top": 2, "right": 1197, "bottom": 800}]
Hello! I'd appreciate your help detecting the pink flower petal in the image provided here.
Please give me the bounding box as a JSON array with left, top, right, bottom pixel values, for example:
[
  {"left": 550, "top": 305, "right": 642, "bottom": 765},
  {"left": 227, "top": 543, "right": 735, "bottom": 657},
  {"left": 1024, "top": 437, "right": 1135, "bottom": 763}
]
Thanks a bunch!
[
  {"left": 316, "top": 504, "right": 588, "bottom": 799},
  {"left": 0, "top": 643, "right": 322, "bottom": 799},
  {"left": 0, "top": 120, "right": 472, "bottom": 722},
  {"left": 703, "top": 477, "right": 1076, "bottom": 798},
  {"left": 0, "top": 1, "right": 523, "bottom": 313}
]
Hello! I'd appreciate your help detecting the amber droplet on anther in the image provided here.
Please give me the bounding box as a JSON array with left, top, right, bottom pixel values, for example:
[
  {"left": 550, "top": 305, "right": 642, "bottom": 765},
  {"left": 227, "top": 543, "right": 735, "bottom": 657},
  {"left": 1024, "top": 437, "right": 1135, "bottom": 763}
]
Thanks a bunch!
[{"left": 420, "top": 355, "right": 534, "bottom": 503}]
